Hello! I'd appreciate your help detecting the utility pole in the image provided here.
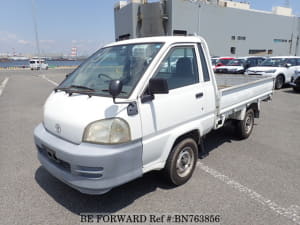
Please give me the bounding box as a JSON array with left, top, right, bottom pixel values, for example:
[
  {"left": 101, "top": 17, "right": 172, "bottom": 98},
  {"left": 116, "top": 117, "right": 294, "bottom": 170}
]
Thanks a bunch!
[{"left": 32, "top": 0, "right": 40, "bottom": 57}]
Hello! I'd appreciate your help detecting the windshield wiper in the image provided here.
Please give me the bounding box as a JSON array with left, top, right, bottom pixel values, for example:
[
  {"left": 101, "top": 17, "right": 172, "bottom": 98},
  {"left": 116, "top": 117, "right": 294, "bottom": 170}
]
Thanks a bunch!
[
  {"left": 101, "top": 89, "right": 127, "bottom": 94},
  {"left": 54, "top": 85, "right": 95, "bottom": 93},
  {"left": 69, "top": 85, "right": 95, "bottom": 91}
]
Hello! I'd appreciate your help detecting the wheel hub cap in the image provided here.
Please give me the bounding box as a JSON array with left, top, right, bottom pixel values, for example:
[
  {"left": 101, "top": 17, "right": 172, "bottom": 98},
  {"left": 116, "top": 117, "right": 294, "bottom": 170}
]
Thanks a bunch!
[{"left": 176, "top": 147, "right": 194, "bottom": 177}]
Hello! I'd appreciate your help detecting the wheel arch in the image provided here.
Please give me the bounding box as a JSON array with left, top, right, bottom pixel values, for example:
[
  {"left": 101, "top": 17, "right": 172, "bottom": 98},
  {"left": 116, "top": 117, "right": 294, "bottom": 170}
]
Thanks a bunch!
[
  {"left": 159, "top": 127, "right": 203, "bottom": 170},
  {"left": 247, "top": 102, "right": 260, "bottom": 118}
]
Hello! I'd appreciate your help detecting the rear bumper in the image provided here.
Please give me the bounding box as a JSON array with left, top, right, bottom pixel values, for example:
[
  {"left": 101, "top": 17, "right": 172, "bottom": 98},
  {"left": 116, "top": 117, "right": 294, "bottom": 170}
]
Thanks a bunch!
[{"left": 34, "top": 123, "right": 143, "bottom": 195}]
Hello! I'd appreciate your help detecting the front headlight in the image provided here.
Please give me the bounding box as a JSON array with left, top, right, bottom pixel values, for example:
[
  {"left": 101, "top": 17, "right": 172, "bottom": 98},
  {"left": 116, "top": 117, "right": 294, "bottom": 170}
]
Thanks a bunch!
[
  {"left": 83, "top": 118, "right": 131, "bottom": 144},
  {"left": 265, "top": 69, "right": 276, "bottom": 73}
]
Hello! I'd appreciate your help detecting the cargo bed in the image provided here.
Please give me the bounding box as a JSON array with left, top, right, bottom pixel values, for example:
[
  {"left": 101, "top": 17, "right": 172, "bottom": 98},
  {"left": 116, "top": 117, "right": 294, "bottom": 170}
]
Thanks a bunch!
[{"left": 214, "top": 74, "right": 274, "bottom": 120}]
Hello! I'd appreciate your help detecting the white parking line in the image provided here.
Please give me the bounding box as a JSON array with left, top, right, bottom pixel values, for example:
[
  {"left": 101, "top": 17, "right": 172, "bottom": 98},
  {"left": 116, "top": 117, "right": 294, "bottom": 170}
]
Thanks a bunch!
[
  {"left": 0, "top": 77, "right": 9, "bottom": 97},
  {"left": 197, "top": 162, "right": 300, "bottom": 224},
  {"left": 38, "top": 74, "right": 58, "bottom": 86}
]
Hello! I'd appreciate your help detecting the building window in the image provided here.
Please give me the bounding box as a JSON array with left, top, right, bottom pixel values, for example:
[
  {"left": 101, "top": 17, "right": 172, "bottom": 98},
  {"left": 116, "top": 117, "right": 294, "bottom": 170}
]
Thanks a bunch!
[
  {"left": 237, "top": 36, "right": 246, "bottom": 40},
  {"left": 230, "top": 47, "right": 236, "bottom": 54},
  {"left": 118, "top": 34, "right": 130, "bottom": 41},
  {"left": 274, "top": 39, "right": 288, "bottom": 43},
  {"left": 231, "top": 36, "right": 235, "bottom": 40},
  {"left": 249, "top": 49, "right": 266, "bottom": 55},
  {"left": 268, "top": 49, "right": 273, "bottom": 54},
  {"left": 173, "top": 30, "right": 187, "bottom": 36}
]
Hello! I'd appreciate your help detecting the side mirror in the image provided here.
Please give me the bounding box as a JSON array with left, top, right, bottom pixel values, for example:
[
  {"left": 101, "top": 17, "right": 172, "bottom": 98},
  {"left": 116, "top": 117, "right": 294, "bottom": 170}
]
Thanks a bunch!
[
  {"left": 109, "top": 80, "right": 123, "bottom": 99},
  {"left": 149, "top": 78, "right": 169, "bottom": 94},
  {"left": 285, "top": 63, "right": 292, "bottom": 68}
]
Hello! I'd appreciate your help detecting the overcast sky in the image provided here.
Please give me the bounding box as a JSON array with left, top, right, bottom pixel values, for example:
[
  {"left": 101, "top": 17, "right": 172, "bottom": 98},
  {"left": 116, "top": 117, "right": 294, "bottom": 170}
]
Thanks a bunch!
[{"left": 0, "top": 0, "right": 299, "bottom": 56}]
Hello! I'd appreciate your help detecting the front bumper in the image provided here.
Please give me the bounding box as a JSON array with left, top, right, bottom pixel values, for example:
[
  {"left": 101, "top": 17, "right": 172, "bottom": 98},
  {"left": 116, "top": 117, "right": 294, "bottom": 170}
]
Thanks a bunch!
[
  {"left": 290, "top": 77, "right": 300, "bottom": 87},
  {"left": 34, "top": 123, "right": 143, "bottom": 195},
  {"left": 215, "top": 70, "right": 244, "bottom": 74}
]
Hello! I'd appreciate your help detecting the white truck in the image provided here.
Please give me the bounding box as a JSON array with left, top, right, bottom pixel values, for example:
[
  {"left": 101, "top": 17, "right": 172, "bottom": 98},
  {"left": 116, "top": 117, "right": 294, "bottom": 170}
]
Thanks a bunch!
[
  {"left": 29, "top": 58, "right": 48, "bottom": 70},
  {"left": 34, "top": 36, "right": 274, "bottom": 195}
]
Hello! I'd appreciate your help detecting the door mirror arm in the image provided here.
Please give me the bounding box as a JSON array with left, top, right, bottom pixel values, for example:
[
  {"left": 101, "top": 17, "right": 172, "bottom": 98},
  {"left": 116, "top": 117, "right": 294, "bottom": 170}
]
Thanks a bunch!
[{"left": 109, "top": 80, "right": 138, "bottom": 115}]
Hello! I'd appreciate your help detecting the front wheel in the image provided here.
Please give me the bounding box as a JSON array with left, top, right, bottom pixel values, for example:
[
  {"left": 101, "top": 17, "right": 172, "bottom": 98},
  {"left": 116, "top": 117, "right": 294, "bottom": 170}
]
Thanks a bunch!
[
  {"left": 236, "top": 109, "right": 254, "bottom": 139},
  {"left": 164, "top": 138, "right": 198, "bottom": 186},
  {"left": 275, "top": 75, "right": 284, "bottom": 89}
]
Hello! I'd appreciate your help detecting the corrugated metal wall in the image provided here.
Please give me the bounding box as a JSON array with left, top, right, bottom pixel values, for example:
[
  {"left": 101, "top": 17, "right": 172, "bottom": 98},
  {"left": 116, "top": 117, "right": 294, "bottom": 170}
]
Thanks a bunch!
[{"left": 114, "top": 0, "right": 300, "bottom": 56}]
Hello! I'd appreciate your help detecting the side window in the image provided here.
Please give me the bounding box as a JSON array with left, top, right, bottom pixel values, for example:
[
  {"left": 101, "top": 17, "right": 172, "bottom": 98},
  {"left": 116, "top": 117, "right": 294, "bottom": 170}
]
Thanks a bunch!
[
  {"left": 246, "top": 59, "right": 254, "bottom": 67},
  {"left": 155, "top": 46, "right": 199, "bottom": 90},
  {"left": 257, "top": 58, "right": 264, "bottom": 65},
  {"left": 287, "top": 59, "right": 296, "bottom": 66},
  {"left": 296, "top": 58, "right": 300, "bottom": 66},
  {"left": 198, "top": 44, "right": 210, "bottom": 82},
  {"left": 249, "top": 58, "right": 257, "bottom": 67}
]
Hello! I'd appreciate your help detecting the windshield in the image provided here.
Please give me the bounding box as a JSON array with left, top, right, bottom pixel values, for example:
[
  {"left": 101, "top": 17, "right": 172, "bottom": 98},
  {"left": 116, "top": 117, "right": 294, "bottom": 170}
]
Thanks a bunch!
[
  {"left": 227, "top": 59, "right": 245, "bottom": 66},
  {"left": 260, "top": 58, "right": 286, "bottom": 67},
  {"left": 217, "top": 59, "right": 232, "bottom": 65},
  {"left": 211, "top": 59, "right": 218, "bottom": 65},
  {"left": 58, "top": 43, "right": 163, "bottom": 98}
]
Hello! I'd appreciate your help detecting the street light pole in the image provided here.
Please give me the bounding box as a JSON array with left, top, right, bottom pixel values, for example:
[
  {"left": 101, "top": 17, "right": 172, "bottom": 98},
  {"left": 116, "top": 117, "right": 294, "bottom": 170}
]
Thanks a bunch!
[{"left": 32, "top": 0, "right": 41, "bottom": 58}]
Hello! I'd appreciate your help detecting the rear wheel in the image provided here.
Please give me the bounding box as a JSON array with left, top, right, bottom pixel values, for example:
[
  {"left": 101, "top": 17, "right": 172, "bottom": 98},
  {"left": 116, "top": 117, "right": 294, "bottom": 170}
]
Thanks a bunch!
[
  {"left": 164, "top": 138, "right": 198, "bottom": 186},
  {"left": 236, "top": 109, "right": 254, "bottom": 139},
  {"left": 275, "top": 75, "right": 284, "bottom": 89}
]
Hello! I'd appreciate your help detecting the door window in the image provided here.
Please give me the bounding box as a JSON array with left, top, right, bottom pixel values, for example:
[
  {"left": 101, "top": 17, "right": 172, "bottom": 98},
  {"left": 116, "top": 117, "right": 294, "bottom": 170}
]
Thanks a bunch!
[{"left": 154, "top": 46, "right": 199, "bottom": 90}]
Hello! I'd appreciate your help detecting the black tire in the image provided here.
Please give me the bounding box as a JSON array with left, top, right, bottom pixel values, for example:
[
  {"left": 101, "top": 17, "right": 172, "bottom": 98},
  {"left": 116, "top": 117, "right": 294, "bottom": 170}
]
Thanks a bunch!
[
  {"left": 236, "top": 109, "right": 254, "bottom": 139},
  {"left": 164, "top": 138, "right": 198, "bottom": 186},
  {"left": 293, "top": 86, "right": 300, "bottom": 92},
  {"left": 275, "top": 75, "right": 284, "bottom": 89}
]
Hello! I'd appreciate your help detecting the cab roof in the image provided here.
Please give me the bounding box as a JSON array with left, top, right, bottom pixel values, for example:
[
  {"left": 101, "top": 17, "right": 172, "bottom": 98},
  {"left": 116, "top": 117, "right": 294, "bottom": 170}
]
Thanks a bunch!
[{"left": 105, "top": 36, "right": 206, "bottom": 47}]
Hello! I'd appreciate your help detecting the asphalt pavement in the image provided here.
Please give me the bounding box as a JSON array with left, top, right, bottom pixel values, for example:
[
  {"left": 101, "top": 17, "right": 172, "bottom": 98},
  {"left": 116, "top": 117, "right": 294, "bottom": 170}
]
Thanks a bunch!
[{"left": 0, "top": 69, "right": 299, "bottom": 225}]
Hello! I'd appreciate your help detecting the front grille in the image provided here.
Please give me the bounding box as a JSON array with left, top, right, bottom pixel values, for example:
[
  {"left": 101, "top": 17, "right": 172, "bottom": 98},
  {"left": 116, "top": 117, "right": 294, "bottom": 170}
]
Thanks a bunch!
[
  {"left": 216, "top": 69, "right": 228, "bottom": 73},
  {"left": 37, "top": 145, "right": 104, "bottom": 179}
]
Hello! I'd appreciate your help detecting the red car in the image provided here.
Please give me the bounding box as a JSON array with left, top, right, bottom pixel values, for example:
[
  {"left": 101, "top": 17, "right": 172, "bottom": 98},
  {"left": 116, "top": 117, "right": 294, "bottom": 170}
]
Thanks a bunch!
[{"left": 213, "top": 57, "right": 235, "bottom": 71}]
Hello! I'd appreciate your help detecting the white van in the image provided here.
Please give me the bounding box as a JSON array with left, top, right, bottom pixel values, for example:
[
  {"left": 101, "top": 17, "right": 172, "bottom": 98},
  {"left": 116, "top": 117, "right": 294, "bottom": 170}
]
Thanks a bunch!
[
  {"left": 34, "top": 36, "right": 274, "bottom": 195},
  {"left": 29, "top": 58, "right": 48, "bottom": 70},
  {"left": 245, "top": 56, "right": 300, "bottom": 89}
]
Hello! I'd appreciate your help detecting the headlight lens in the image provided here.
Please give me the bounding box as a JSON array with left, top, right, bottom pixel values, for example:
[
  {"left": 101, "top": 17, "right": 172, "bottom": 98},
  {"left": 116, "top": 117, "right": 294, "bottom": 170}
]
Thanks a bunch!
[
  {"left": 83, "top": 118, "right": 131, "bottom": 144},
  {"left": 265, "top": 69, "right": 276, "bottom": 73}
]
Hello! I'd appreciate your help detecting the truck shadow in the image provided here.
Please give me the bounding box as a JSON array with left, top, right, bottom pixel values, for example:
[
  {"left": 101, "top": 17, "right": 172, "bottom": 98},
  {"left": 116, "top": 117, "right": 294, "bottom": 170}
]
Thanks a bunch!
[
  {"left": 35, "top": 124, "right": 243, "bottom": 215},
  {"left": 35, "top": 167, "right": 172, "bottom": 215},
  {"left": 200, "top": 124, "right": 239, "bottom": 157},
  {"left": 283, "top": 89, "right": 300, "bottom": 94}
]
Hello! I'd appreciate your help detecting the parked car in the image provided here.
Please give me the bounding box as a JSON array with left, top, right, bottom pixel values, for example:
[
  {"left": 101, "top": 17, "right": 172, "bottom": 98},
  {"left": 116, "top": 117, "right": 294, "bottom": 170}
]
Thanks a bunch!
[
  {"left": 213, "top": 57, "right": 235, "bottom": 71},
  {"left": 290, "top": 69, "right": 300, "bottom": 92},
  {"left": 245, "top": 56, "right": 300, "bottom": 89},
  {"left": 34, "top": 36, "right": 274, "bottom": 195},
  {"left": 29, "top": 58, "right": 48, "bottom": 70},
  {"left": 211, "top": 57, "right": 219, "bottom": 67},
  {"left": 215, "top": 57, "right": 265, "bottom": 74}
]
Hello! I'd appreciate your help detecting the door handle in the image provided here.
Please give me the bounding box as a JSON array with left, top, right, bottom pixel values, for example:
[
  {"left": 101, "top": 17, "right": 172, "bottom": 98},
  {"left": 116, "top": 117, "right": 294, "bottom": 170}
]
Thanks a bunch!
[{"left": 195, "top": 92, "right": 203, "bottom": 99}]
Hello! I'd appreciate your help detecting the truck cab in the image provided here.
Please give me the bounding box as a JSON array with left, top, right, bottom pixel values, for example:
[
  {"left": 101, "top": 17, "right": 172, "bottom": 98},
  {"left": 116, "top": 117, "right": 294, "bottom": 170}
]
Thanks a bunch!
[{"left": 34, "top": 36, "right": 273, "bottom": 195}]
